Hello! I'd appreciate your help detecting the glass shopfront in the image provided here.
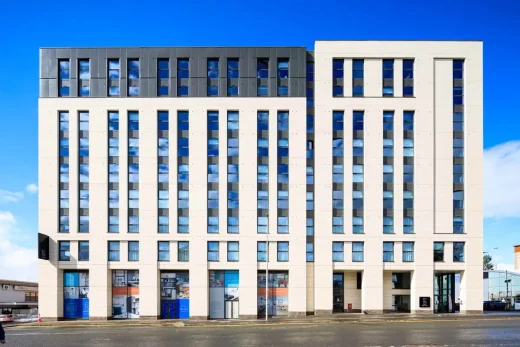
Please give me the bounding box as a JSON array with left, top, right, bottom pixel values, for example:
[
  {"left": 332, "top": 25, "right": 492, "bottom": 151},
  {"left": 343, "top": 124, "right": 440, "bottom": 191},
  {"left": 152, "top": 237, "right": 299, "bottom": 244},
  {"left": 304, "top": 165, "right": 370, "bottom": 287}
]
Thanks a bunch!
[
  {"left": 333, "top": 273, "right": 344, "bottom": 313},
  {"left": 63, "top": 271, "right": 89, "bottom": 319},
  {"left": 209, "top": 270, "right": 239, "bottom": 319},
  {"left": 160, "top": 271, "right": 190, "bottom": 319},
  {"left": 258, "top": 271, "right": 289, "bottom": 316},
  {"left": 112, "top": 270, "right": 139, "bottom": 319}
]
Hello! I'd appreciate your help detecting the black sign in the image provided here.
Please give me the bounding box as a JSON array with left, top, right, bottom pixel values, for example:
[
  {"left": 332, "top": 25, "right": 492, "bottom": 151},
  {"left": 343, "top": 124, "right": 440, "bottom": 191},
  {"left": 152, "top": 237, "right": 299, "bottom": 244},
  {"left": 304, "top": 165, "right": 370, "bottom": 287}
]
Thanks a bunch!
[
  {"left": 419, "top": 297, "right": 431, "bottom": 308},
  {"left": 38, "top": 233, "right": 49, "bottom": 260}
]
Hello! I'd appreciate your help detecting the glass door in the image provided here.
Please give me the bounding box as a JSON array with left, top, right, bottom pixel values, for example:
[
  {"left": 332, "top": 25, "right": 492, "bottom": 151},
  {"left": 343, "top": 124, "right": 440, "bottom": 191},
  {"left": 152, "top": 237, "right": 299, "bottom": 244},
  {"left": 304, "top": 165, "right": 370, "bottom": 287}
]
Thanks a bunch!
[{"left": 333, "top": 273, "right": 344, "bottom": 313}]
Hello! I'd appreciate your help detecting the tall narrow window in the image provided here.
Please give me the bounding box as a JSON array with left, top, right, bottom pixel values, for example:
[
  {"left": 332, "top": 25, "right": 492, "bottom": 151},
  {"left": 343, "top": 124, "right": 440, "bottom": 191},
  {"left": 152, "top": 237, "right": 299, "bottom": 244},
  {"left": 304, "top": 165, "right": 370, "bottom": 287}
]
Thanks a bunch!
[
  {"left": 277, "top": 59, "right": 289, "bottom": 96},
  {"left": 128, "top": 241, "right": 139, "bottom": 261},
  {"left": 257, "top": 111, "right": 269, "bottom": 234},
  {"left": 178, "top": 241, "right": 189, "bottom": 261},
  {"left": 453, "top": 60, "right": 464, "bottom": 234},
  {"left": 157, "top": 59, "right": 169, "bottom": 96},
  {"left": 79, "top": 241, "right": 89, "bottom": 261},
  {"left": 257, "top": 242, "right": 267, "bottom": 262},
  {"left": 208, "top": 241, "right": 219, "bottom": 261},
  {"left": 178, "top": 111, "right": 189, "bottom": 233},
  {"left": 353, "top": 111, "right": 364, "bottom": 234},
  {"left": 158, "top": 111, "right": 169, "bottom": 233},
  {"left": 453, "top": 242, "right": 465, "bottom": 262},
  {"left": 158, "top": 242, "right": 170, "bottom": 261},
  {"left": 306, "top": 62, "right": 314, "bottom": 106},
  {"left": 78, "top": 60, "right": 90, "bottom": 97},
  {"left": 59, "top": 241, "right": 71, "bottom": 261},
  {"left": 58, "top": 60, "right": 70, "bottom": 97},
  {"left": 352, "top": 242, "right": 364, "bottom": 262},
  {"left": 257, "top": 59, "right": 269, "bottom": 96},
  {"left": 227, "top": 241, "right": 239, "bottom": 261},
  {"left": 404, "top": 111, "right": 414, "bottom": 234},
  {"left": 207, "top": 111, "right": 219, "bottom": 233},
  {"left": 306, "top": 243, "right": 314, "bottom": 262},
  {"left": 108, "top": 112, "right": 119, "bottom": 233},
  {"left": 177, "top": 59, "right": 189, "bottom": 96},
  {"left": 352, "top": 59, "right": 364, "bottom": 97},
  {"left": 332, "top": 59, "right": 343, "bottom": 97},
  {"left": 108, "top": 59, "right": 120, "bottom": 96},
  {"left": 277, "top": 111, "right": 289, "bottom": 234},
  {"left": 277, "top": 242, "right": 289, "bottom": 262},
  {"left": 383, "top": 111, "right": 394, "bottom": 234},
  {"left": 383, "top": 242, "right": 394, "bottom": 262},
  {"left": 127, "top": 59, "right": 140, "bottom": 96},
  {"left": 207, "top": 58, "right": 219, "bottom": 96},
  {"left": 128, "top": 112, "right": 139, "bottom": 233},
  {"left": 59, "top": 112, "right": 69, "bottom": 232},
  {"left": 333, "top": 242, "right": 344, "bottom": 262},
  {"left": 108, "top": 241, "right": 120, "bottom": 261},
  {"left": 227, "top": 58, "right": 239, "bottom": 96},
  {"left": 403, "top": 59, "right": 414, "bottom": 97},
  {"left": 79, "top": 112, "right": 89, "bottom": 233},
  {"left": 403, "top": 242, "right": 414, "bottom": 262},
  {"left": 332, "top": 111, "right": 344, "bottom": 234},
  {"left": 228, "top": 111, "right": 239, "bottom": 233},
  {"left": 382, "top": 59, "right": 394, "bottom": 96},
  {"left": 306, "top": 59, "right": 315, "bottom": 261}
]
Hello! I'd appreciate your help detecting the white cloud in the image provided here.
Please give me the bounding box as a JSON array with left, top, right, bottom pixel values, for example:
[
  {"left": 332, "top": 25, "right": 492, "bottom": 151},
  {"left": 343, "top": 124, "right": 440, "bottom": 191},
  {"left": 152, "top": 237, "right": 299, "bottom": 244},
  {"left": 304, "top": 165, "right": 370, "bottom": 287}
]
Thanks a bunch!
[
  {"left": 484, "top": 140, "right": 520, "bottom": 218},
  {"left": 495, "top": 263, "right": 516, "bottom": 272},
  {"left": 0, "top": 211, "right": 38, "bottom": 282},
  {"left": 26, "top": 184, "right": 38, "bottom": 194},
  {"left": 0, "top": 190, "right": 24, "bottom": 203}
]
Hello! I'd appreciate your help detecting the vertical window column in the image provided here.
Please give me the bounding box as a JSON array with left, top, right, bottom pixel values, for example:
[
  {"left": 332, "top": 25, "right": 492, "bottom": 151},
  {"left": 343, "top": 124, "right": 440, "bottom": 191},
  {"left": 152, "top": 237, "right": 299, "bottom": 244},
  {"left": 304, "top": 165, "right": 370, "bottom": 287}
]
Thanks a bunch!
[
  {"left": 403, "top": 111, "right": 415, "bottom": 234},
  {"left": 78, "top": 60, "right": 90, "bottom": 97},
  {"left": 257, "top": 111, "right": 269, "bottom": 234},
  {"left": 453, "top": 60, "right": 465, "bottom": 234},
  {"left": 352, "top": 111, "right": 364, "bottom": 234},
  {"left": 227, "top": 111, "right": 239, "bottom": 233},
  {"left": 157, "top": 59, "right": 169, "bottom": 96},
  {"left": 403, "top": 59, "right": 414, "bottom": 97},
  {"left": 108, "top": 112, "right": 120, "bottom": 233},
  {"left": 108, "top": 59, "right": 120, "bottom": 96},
  {"left": 277, "top": 111, "right": 289, "bottom": 234},
  {"left": 257, "top": 59, "right": 269, "bottom": 96},
  {"left": 178, "top": 111, "right": 189, "bottom": 233},
  {"left": 58, "top": 60, "right": 70, "bottom": 97},
  {"left": 383, "top": 111, "right": 394, "bottom": 234},
  {"left": 177, "top": 59, "right": 189, "bottom": 96},
  {"left": 332, "top": 59, "right": 343, "bottom": 97},
  {"left": 277, "top": 59, "right": 289, "bottom": 96},
  {"left": 59, "top": 112, "right": 70, "bottom": 232},
  {"left": 227, "top": 58, "right": 239, "bottom": 96},
  {"left": 383, "top": 59, "right": 394, "bottom": 96},
  {"left": 352, "top": 59, "right": 364, "bottom": 97},
  {"left": 332, "top": 111, "right": 344, "bottom": 234},
  {"left": 207, "top": 59, "right": 219, "bottom": 96},
  {"left": 128, "top": 112, "right": 139, "bottom": 233},
  {"left": 158, "top": 111, "right": 169, "bottom": 233},
  {"left": 128, "top": 59, "right": 140, "bottom": 96},
  {"left": 79, "top": 112, "right": 89, "bottom": 233},
  {"left": 207, "top": 111, "right": 219, "bottom": 233},
  {"left": 306, "top": 64, "right": 315, "bottom": 260}
]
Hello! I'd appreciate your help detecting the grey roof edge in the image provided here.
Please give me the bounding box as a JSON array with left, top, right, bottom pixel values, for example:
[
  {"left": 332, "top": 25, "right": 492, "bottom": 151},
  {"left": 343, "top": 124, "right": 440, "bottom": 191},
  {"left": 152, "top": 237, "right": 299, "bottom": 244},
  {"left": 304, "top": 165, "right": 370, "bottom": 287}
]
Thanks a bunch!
[{"left": 40, "top": 46, "right": 307, "bottom": 50}]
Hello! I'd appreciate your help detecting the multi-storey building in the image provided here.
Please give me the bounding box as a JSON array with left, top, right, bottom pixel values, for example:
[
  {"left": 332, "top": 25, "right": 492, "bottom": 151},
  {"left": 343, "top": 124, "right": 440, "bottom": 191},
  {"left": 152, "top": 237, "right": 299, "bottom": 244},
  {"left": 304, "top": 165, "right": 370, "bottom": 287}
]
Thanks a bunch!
[{"left": 38, "top": 41, "right": 483, "bottom": 320}]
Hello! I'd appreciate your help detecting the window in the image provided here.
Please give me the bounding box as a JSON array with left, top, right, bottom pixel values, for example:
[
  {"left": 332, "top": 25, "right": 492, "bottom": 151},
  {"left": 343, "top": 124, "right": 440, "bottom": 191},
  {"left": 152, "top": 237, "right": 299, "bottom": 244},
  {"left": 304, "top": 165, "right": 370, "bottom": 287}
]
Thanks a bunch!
[
  {"left": 353, "top": 216, "right": 364, "bottom": 234},
  {"left": 108, "top": 59, "right": 120, "bottom": 96},
  {"left": 277, "top": 111, "right": 289, "bottom": 233},
  {"left": 178, "top": 111, "right": 189, "bottom": 233},
  {"left": 257, "top": 242, "right": 267, "bottom": 262},
  {"left": 59, "top": 241, "right": 70, "bottom": 261},
  {"left": 383, "top": 242, "right": 394, "bottom": 262},
  {"left": 306, "top": 217, "right": 314, "bottom": 236},
  {"left": 277, "top": 242, "right": 289, "bottom": 262},
  {"left": 392, "top": 273, "right": 411, "bottom": 290},
  {"left": 59, "top": 112, "right": 69, "bottom": 233},
  {"left": 157, "top": 59, "right": 169, "bottom": 96},
  {"left": 227, "top": 242, "right": 239, "bottom": 261},
  {"left": 158, "top": 242, "right": 170, "bottom": 261},
  {"left": 453, "top": 242, "right": 465, "bottom": 262},
  {"left": 78, "top": 59, "right": 90, "bottom": 97},
  {"left": 108, "top": 241, "right": 120, "bottom": 261},
  {"left": 352, "top": 242, "right": 364, "bottom": 262},
  {"left": 383, "top": 217, "right": 394, "bottom": 234},
  {"left": 403, "top": 242, "right": 414, "bottom": 262},
  {"left": 453, "top": 60, "right": 464, "bottom": 105},
  {"left": 403, "top": 59, "right": 414, "bottom": 96},
  {"left": 128, "top": 59, "right": 140, "bottom": 96},
  {"left": 257, "top": 58, "right": 269, "bottom": 96},
  {"left": 58, "top": 60, "right": 70, "bottom": 96},
  {"left": 207, "top": 58, "right": 219, "bottom": 96},
  {"left": 307, "top": 62, "right": 314, "bottom": 81},
  {"left": 352, "top": 59, "right": 364, "bottom": 96},
  {"left": 333, "top": 242, "right": 344, "bottom": 262},
  {"left": 79, "top": 216, "right": 89, "bottom": 233},
  {"left": 333, "top": 216, "right": 343, "bottom": 234},
  {"left": 128, "top": 241, "right": 139, "bottom": 261},
  {"left": 382, "top": 59, "right": 394, "bottom": 96},
  {"left": 158, "top": 112, "right": 169, "bottom": 233},
  {"left": 227, "top": 59, "right": 239, "bottom": 96},
  {"left": 78, "top": 241, "right": 89, "bottom": 261},
  {"left": 434, "top": 242, "right": 444, "bottom": 262},
  {"left": 208, "top": 241, "right": 219, "bottom": 261},
  {"left": 332, "top": 59, "right": 343, "bottom": 97},
  {"left": 277, "top": 59, "right": 289, "bottom": 96},
  {"left": 404, "top": 216, "right": 414, "bottom": 234},
  {"left": 207, "top": 111, "right": 219, "bottom": 233},
  {"left": 178, "top": 241, "right": 189, "bottom": 261},
  {"left": 306, "top": 243, "right": 314, "bottom": 262},
  {"left": 177, "top": 59, "right": 189, "bottom": 96}
]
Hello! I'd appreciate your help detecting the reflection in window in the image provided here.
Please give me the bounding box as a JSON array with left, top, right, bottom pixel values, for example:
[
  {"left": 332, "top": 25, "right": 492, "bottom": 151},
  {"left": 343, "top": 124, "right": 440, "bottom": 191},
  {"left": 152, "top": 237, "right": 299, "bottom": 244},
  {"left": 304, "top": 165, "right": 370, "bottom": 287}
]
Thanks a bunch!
[
  {"left": 108, "top": 59, "right": 120, "bottom": 96},
  {"left": 59, "top": 60, "right": 70, "bottom": 97},
  {"left": 177, "top": 59, "right": 189, "bottom": 96}
]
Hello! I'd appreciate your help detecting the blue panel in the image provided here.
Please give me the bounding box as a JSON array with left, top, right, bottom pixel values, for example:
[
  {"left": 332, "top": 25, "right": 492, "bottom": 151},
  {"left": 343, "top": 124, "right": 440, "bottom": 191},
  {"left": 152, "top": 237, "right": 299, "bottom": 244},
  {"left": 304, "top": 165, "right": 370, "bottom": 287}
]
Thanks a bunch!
[
  {"left": 79, "top": 298, "right": 90, "bottom": 319},
  {"left": 177, "top": 299, "right": 190, "bottom": 319},
  {"left": 64, "top": 273, "right": 79, "bottom": 287},
  {"left": 225, "top": 270, "right": 239, "bottom": 288}
]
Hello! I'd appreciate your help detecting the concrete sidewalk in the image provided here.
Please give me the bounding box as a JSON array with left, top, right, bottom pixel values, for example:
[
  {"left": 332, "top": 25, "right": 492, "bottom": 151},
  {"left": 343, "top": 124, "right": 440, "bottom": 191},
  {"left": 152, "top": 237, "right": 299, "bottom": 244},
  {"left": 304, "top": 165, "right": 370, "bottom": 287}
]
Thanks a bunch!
[{"left": 6, "top": 311, "right": 520, "bottom": 329}]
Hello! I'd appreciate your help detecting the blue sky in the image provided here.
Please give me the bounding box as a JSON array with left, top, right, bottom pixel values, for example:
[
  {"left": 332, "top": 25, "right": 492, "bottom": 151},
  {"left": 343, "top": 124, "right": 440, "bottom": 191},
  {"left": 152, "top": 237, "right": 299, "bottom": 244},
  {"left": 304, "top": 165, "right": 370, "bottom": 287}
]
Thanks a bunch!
[{"left": 0, "top": 0, "right": 518, "bottom": 280}]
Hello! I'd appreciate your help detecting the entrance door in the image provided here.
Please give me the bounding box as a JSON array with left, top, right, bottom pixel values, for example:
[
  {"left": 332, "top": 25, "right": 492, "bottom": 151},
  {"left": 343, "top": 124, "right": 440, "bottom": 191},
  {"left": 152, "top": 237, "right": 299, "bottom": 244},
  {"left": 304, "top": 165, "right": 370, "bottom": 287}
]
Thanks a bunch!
[
  {"left": 225, "top": 301, "right": 239, "bottom": 319},
  {"left": 434, "top": 273, "right": 456, "bottom": 313},
  {"left": 333, "top": 273, "right": 344, "bottom": 313}
]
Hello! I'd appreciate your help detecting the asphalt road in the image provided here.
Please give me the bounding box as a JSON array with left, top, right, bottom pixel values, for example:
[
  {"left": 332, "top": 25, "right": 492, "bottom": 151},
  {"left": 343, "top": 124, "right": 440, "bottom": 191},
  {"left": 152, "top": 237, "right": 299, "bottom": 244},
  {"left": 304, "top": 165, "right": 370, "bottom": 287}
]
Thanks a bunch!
[{"left": 5, "top": 319, "right": 520, "bottom": 347}]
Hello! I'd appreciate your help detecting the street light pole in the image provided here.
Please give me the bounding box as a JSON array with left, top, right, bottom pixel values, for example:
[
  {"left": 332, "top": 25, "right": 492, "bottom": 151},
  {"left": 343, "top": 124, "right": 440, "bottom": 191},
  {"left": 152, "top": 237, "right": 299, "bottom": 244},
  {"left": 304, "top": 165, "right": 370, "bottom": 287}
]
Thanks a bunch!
[{"left": 265, "top": 213, "right": 269, "bottom": 322}]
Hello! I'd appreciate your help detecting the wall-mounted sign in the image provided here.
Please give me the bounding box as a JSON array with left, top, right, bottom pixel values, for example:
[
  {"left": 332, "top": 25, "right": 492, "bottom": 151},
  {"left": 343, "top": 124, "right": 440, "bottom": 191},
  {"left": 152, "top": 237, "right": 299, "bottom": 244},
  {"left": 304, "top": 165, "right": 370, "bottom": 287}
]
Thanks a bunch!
[
  {"left": 1, "top": 284, "right": 10, "bottom": 290},
  {"left": 420, "top": 297, "right": 431, "bottom": 308},
  {"left": 38, "top": 233, "right": 49, "bottom": 260},
  {"left": 14, "top": 285, "right": 38, "bottom": 292}
]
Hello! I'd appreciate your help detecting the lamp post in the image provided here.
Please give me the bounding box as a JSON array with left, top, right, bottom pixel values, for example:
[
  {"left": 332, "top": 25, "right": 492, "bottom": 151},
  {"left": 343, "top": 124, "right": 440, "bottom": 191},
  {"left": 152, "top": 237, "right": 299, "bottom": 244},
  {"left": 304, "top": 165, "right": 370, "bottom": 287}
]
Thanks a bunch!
[
  {"left": 505, "top": 270, "right": 511, "bottom": 308},
  {"left": 265, "top": 213, "right": 269, "bottom": 321}
]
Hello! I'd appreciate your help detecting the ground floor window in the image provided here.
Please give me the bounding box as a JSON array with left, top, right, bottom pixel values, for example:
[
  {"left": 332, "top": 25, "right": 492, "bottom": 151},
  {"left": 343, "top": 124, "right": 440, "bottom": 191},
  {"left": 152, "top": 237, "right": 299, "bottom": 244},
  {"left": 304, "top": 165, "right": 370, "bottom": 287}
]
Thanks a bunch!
[
  {"left": 209, "top": 270, "right": 239, "bottom": 319},
  {"left": 112, "top": 270, "right": 139, "bottom": 319},
  {"left": 392, "top": 295, "right": 410, "bottom": 312},
  {"left": 63, "top": 271, "right": 89, "bottom": 319},
  {"left": 257, "top": 271, "right": 289, "bottom": 316},
  {"left": 160, "top": 271, "right": 189, "bottom": 319}
]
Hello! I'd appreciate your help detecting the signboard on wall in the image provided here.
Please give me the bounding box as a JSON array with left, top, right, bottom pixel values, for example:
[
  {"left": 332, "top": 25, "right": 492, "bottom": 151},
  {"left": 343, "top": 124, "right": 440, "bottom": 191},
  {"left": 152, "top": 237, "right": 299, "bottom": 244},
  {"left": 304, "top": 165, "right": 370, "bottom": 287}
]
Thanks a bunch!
[
  {"left": 420, "top": 297, "right": 431, "bottom": 308},
  {"left": 13, "top": 285, "right": 38, "bottom": 291},
  {"left": 38, "top": 233, "right": 49, "bottom": 260}
]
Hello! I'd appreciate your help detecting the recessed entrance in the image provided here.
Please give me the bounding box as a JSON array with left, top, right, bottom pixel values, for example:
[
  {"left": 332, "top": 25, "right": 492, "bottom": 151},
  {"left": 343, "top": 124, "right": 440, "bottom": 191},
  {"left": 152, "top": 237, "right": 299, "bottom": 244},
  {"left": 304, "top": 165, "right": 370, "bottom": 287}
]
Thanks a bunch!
[{"left": 434, "top": 273, "right": 456, "bottom": 313}]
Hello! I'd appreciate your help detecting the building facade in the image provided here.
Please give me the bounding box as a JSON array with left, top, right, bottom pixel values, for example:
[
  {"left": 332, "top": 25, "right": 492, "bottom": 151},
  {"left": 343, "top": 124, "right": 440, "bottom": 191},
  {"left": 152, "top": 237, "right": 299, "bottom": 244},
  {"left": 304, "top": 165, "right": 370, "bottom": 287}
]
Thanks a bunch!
[
  {"left": 38, "top": 41, "right": 483, "bottom": 320},
  {"left": 0, "top": 279, "right": 38, "bottom": 315}
]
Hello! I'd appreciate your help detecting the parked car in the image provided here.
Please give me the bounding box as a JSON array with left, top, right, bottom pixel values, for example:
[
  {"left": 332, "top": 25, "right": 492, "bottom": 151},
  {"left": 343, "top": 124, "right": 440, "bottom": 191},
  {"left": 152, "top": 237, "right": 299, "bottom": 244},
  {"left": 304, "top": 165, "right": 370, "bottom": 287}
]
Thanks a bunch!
[
  {"left": 0, "top": 315, "right": 14, "bottom": 323},
  {"left": 515, "top": 300, "right": 520, "bottom": 311},
  {"left": 483, "top": 301, "right": 507, "bottom": 311}
]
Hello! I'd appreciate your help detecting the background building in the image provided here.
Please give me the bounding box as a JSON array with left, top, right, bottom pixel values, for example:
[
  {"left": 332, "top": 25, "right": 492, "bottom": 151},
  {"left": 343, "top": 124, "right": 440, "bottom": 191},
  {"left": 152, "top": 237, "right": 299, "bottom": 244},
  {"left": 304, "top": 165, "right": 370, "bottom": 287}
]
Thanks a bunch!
[
  {"left": 0, "top": 279, "right": 38, "bottom": 315},
  {"left": 38, "top": 40, "right": 483, "bottom": 320},
  {"left": 483, "top": 270, "right": 520, "bottom": 305},
  {"left": 515, "top": 245, "right": 520, "bottom": 271}
]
